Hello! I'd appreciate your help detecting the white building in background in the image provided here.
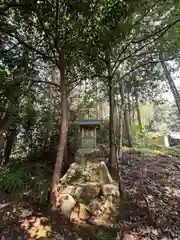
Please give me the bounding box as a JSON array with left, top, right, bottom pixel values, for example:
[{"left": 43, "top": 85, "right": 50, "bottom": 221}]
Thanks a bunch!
[{"left": 159, "top": 132, "right": 180, "bottom": 148}]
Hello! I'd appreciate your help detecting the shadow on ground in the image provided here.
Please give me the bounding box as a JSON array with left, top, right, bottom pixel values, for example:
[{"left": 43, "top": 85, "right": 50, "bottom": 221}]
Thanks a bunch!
[
  {"left": 0, "top": 193, "right": 120, "bottom": 239},
  {"left": 1, "top": 152, "right": 180, "bottom": 239}
]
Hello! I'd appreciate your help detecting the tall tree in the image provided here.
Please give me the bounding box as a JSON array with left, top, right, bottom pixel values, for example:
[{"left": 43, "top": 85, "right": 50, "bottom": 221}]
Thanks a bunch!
[
  {"left": 81, "top": 0, "right": 180, "bottom": 168},
  {"left": 0, "top": 0, "right": 92, "bottom": 205},
  {"left": 159, "top": 53, "right": 180, "bottom": 116}
]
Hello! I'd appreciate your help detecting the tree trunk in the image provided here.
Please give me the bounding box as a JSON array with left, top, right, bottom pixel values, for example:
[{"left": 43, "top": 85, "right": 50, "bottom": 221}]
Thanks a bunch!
[
  {"left": 51, "top": 51, "right": 68, "bottom": 207},
  {"left": 118, "top": 80, "right": 124, "bottom": 158},
  {"left": 0, "top": 105, "right": 9, "bottom": 132},
  {"left": 132, "top": 100, "right": 135, "bottom": 121},
  {"left": 4, "top": 128, "right": 16, "bottom": 164},
  {"left": 0, "top": 134, "right": 6, "bottom": 161},
  {"left": 127, "top": 90, "right": 132, "bottom": 127},
  {"left": 135, "top": 91, "right": 142, "bottom": 129},
  {"left": 160, "top": 53, "right": 180, "bottom": 116},
  {"left": 96, "top": 78, "right": 99, "bottom": 119},
  {"left": 124, "top": 102, "right": 133, "bottom": 148},
  {"left": 114, "top": 99, "right": 117, "bottom": 145},
  {"left": 108, "top": 73, "right": 115, "bottom": 171},
  {"left": 116, "top": 79, "right": 125, "bottom": 199},
  {"left": 46, "top": 67, "right": 58, "bottom": 145}
]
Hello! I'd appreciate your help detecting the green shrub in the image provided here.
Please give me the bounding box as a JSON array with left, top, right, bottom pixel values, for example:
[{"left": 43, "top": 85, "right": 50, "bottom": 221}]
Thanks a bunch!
[
  {"left": 135, "top": 128, "right": 158, "bottom": 149},
  {"left": 67, "top": 123, "right": 81, "bottom": 153},
  {"left": 0, "top": 166, "right": 30, "bottom": 193},
  {"left": 95, "top": 229, "right": 119, "bottom": 240},
  {"left": 35, "top": 180, "right": 51, "bottom": 204},
  {"left": 165, "top": 147, "right": 180, "bottom": 157},
  {"left": 96, "top": 230, "right": 114, "bottom": 240}
]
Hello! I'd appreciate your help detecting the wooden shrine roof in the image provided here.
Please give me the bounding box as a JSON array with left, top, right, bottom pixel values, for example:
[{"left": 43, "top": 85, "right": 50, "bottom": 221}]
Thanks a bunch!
[{"left": 79, "top": 120, "right": 101, "bottom": 126}]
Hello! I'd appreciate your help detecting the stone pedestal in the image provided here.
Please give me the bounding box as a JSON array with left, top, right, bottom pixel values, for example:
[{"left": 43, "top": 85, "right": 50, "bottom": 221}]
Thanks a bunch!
[{"left": 57, "top": 150, "right": 120, "bottom": 224}]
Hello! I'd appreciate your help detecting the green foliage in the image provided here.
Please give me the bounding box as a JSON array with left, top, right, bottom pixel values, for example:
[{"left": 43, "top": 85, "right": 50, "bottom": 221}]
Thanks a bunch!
[
  {"left": 165, "top": 147, "right": 180, "bottom": 157},
  {"left": 67, "top": 123, "right": 81, "bottom": 153},
  {"left": 0, "top": 166, "right": 30, "bottom": 193},
  {"left": 0, "top": 0, "right": 180, "bottom": 213},
  {"left": 153, "top": 101, "right": 180, "bottom": 132},
  {"left": 98, "top": 123, "right": 109, "bottom": 144},
  {"left": 34, "top": 180, "right": 51, "bottom": 204},
  {"left": 134, "top": 146, "right": 180, "bottom": 158},
  {"left": 0, "top": 68, "right": 7, "bottom": 83},
  {"left": 0, "top": 163, "right": 51, "bottom": 204},
  {"left": 131, "top": 120, "right": 146, "bottom": 138},
  {"left": 96, "top": 229, "right": 116, "bottom": 240},
  {"left": 135, "top": 147, "right": 166, "bottom": 156},
  {"left": 135, "top": 132, "right": 156, "bottom": 149}
]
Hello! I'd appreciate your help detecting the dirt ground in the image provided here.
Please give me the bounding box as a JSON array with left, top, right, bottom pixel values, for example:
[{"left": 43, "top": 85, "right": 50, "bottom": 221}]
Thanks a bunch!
[
  {"left": 0, "top": 152, "right": 180, "bottom": 239},
  {"left": 119, "top": 152, "right": 180, "bottom": 240}
]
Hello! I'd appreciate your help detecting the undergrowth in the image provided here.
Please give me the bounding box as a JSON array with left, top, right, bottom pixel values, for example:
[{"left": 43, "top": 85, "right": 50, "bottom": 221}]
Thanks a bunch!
[
  {"left": 124, "top": 145, "right": 180, "bottom": 157},
  {"left": 0, "top": 162, "right": 51, "bottom": 204},
  {"left": 131, "top": 129, "right": 180, "bottom": 157},
  {"left": 0, "top": 165, "right": 31, "bottom": 193}
]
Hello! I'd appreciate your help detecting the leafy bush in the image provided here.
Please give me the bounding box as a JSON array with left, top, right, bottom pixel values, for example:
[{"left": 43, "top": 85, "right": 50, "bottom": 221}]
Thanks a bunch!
[
  {"left": 95, "top": 230, "right": 117, "bottom": 240},
  {"left": 0, "top": 165, "right": 31, "bottom": 193},
  {"left": 135, "top": 127, "right": 158, "bottom": 149},
  {"left": 34, "top": 179, "right": 51, "bottom": 204},
  {"left": 165, "top": 147, "right": 180, "bottom": 157},
  {"left": 97, "top": 123, "right": 109, "bottom": 145},
  {"left": 0, "top": 163, "right": 51, "bottom": 205},
  {"left": 135, "top": 147, "right": 165, "bottom": 156},
  {"left": 67, "top": 123, "right": 81, "bottom": 153}
]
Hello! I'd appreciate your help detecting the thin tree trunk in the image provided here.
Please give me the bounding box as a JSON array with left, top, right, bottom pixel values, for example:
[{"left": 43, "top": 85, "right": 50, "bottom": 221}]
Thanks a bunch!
[
  {"left": 100, "top": 102, "right": 103, "bottom": 120},
  {"left": 0, "top": 104, "right": 9, "bottom": 132},
  {"left": 108, "top": 72, "right": 115, "bottom": 171},
  {"left": 51, "top": 51, "right": 68, "bottom": 207},
  {"left": 124, "top": 101, "right": 133, "bottom": 148},
  {"left": 47, "top": 67, "right": 58, "bottom": 144},
  {"left": 160, "top": 53, "right": 180, "bottom": 116},
  {"left": 114, "top": 99, "right": 117, "bottom": 146},
  {"left": 132, "top": 100, "right": 135, "bottom": 121},
  {"left": 127, "top": 89, "right": 132, "bottom": 127},
  {"left": 135, "top": 91, "right": 142, "bottom": 129},
  {"left": 116, "top": 79, "right": 124, "bottom": 199},
  {"left": 0, "top": 134, "right": 6, "bottom": 161},
  {"left": 96, "top": 78, "right": 99, "bottom": 119},
  {"left": 4, "top": 128, "right": 16, "bottom": 164},
  {"left": 118, "top": 80, "right": 124, "bottom": 158}
]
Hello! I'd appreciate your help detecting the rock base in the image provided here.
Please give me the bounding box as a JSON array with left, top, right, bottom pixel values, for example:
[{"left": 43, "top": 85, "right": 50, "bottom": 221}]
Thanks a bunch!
[{"left": 56, "top": 152, "right": 120, "bottom": 225}]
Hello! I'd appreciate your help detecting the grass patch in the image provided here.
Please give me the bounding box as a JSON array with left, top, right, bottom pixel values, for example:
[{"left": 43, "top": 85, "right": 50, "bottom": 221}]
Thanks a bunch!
[
  {"left": 123, "top": 146, "right": 180, "bottom": 157},
  {"left": 135, "top": 147, "right": 166, "bottom": 156}
]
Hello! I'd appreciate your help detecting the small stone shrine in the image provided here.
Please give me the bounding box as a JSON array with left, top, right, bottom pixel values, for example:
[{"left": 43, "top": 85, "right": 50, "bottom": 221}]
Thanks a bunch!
[{"left": 79, "top": 120, "right": 101, "bottom": 149}]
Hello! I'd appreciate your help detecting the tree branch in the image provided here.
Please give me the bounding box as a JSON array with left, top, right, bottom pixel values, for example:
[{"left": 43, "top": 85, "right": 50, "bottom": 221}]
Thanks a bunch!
[
  {"left": 0, "top": 27, "right": 55, "bottom": 63},
  {"left": 111, "top": 2, "right": 160, "bottom": 74},
  {"left": 1, "top": 43, "right": 20, "bottom": 53},
  {"left": 132, "top": 18, "right": 180, "bottom": 44},
  {"left": 111, "top": 39, "right": 133, "bottom": 72},
  {"left": 118, "top": 54, "right": 179, "bottom": 82},
  {"left": 133, "top": 1, "right": 159, "bottom": 28},
  {"left": 0, "top": 2, "right": 28, "bottom": 15},
  {"left": 55, "top": 0, "right": 59, "bottom": 48},
  {"left": 112, "top": 18, "right": 180, "bottom": 76},
  {"left": 27, "top": 0, "right": 57, "bottom": 60},
  {"left": 33, "top": 80, "right": 61, "bottom": 88},
  {"left": 91, "top": 73, "right": 108, "bottom": 79}
]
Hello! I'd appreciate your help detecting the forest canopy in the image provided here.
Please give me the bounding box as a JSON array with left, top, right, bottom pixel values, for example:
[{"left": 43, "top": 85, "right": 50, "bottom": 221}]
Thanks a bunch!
[{"left": 0, "top": 1, "right": 180, "bottom": 238}]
